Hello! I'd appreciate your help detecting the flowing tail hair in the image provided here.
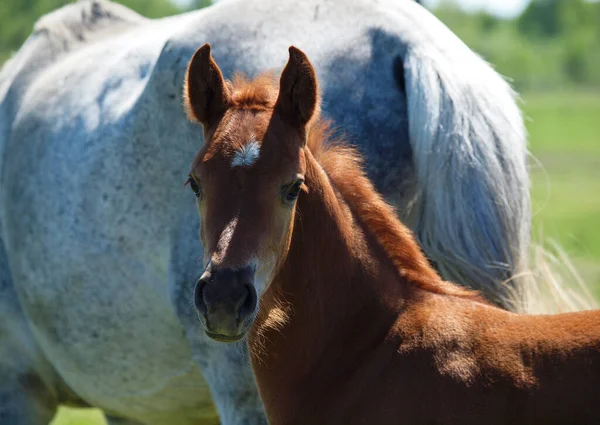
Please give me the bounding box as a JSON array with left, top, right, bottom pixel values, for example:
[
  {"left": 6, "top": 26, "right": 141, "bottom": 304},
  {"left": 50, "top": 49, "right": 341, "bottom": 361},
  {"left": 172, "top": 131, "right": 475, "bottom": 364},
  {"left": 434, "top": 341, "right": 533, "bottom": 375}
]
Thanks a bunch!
[{"left": 397, "top": 2, "right": 598, "bottom": 314}]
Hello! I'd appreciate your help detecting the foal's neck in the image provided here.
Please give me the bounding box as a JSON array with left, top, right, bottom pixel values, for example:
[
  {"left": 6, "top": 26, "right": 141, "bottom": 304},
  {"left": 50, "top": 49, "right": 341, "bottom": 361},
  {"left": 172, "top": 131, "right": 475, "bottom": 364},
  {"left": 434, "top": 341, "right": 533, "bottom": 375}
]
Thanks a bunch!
[
  {"left": 251, "top": 145, "right": 431, "bottom": 371},
  {"left": 248, "top": 139, "right": 482, "bottom": 421}
]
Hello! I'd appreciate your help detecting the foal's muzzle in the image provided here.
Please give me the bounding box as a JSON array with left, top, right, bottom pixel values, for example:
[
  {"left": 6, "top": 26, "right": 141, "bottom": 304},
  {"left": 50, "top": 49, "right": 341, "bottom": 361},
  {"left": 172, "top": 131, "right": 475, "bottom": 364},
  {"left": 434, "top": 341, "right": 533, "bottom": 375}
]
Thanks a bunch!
[{"left": 194, "top": 265, "right": 257, "bottom": 342}]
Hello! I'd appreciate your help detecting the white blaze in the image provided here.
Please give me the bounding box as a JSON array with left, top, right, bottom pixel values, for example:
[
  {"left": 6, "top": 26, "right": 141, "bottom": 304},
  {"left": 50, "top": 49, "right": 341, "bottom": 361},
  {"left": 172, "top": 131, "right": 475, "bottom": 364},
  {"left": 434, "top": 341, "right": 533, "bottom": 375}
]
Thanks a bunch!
[
  {"left": 215, "top": 216, "right": 238, "bottom": 259},
  {"left": 231, "top": 141, "right": 260, "bottom": 168}
]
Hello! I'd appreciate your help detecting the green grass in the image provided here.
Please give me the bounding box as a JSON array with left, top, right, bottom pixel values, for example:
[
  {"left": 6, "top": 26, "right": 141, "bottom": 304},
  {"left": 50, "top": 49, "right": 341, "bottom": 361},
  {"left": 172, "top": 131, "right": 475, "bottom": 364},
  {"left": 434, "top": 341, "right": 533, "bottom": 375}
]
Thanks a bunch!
[
  {"left": 51, "top": 88, "right": 600, "bottom": 424},
  {"left": 524, "top": 88, "right": 600, "bottom": 295},
  {"left": 523, "top": 89, "right": 600, "bottom": 153},
  {"left": 50, "top": 407, "right": 106, "bottom": 425}
]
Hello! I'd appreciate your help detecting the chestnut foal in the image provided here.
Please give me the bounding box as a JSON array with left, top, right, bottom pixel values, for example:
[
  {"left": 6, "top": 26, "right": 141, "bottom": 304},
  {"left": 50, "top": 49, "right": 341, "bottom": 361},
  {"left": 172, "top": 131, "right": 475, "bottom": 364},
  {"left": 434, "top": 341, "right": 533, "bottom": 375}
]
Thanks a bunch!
[{"left": 184, "top": 44, "right": 600, "bottom": 425}]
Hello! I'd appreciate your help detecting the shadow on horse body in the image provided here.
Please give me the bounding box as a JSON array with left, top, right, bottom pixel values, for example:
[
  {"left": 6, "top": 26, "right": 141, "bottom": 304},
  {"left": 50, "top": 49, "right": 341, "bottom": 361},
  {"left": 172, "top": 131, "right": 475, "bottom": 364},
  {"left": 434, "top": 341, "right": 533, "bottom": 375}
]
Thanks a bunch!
[
  {"left": 186, "top": 45, "right": 600, "bottom": 425},
  {"left": 0, "top": 0, "right": 558, "bottom": 423}
]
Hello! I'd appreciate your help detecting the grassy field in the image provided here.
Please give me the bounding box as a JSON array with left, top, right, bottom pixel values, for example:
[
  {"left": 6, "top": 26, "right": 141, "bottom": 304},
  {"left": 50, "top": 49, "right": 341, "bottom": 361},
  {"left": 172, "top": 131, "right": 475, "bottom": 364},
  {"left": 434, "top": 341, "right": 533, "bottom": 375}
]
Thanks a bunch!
[
  {"left": 524, "top": 88, "right": 600, "bottom": 297},
  {"left": 50, "top": 88, "right": 600, "bottom": 424},
  {"left": 50, "top": 408, "right": 106, "bottom": 425}
]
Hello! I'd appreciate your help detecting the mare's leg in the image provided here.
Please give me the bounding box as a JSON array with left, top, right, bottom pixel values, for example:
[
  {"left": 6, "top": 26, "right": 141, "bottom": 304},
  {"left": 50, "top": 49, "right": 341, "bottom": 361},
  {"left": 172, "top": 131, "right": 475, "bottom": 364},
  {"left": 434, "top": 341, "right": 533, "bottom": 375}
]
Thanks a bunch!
[
  {"left": 0, "top": 237, "right": 92, "bottom": 425},
  {"left": 0, "top": 243, "right": 59, "bottom": 424},
  {"left": 169, "top": 213, "right": 267, "bottom": 425},
  {"left": 0, "top": 375, "right": 56, "bottom": 425},
  {"left": 198, "top": 342, "right": 265, "bottom": 425}
]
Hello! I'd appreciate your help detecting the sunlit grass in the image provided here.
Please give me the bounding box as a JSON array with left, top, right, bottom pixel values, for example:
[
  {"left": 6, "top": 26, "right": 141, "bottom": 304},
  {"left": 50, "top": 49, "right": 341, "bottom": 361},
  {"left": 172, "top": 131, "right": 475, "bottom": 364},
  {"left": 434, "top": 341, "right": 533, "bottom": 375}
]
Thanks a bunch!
[
  {"left": 50, "top": 407, "right": 106, "bottom": 425},
  {"left": 523, "top": 89, "right": 600, "bottom": 153},
  {"left": 525, "top": 89, "right": 600, "bottom": 296}
]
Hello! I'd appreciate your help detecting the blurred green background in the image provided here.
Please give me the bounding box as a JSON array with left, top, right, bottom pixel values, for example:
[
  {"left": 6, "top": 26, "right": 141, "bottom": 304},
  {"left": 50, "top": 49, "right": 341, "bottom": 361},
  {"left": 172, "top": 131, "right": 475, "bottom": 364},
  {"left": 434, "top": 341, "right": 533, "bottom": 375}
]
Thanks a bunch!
[
  {"left": 1, "top": 0, "right": 598, "bottom": 424},
  {"left": 428, "top": 0, "right": 600, "bottom": 298}
]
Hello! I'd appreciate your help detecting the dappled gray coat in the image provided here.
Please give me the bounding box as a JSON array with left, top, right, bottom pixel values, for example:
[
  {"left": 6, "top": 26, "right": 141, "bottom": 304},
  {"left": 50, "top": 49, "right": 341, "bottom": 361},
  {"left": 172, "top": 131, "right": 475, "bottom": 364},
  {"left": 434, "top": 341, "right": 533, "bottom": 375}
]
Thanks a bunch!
[{"left": 0, "top": 0, "right": 529, "bottom": 424}]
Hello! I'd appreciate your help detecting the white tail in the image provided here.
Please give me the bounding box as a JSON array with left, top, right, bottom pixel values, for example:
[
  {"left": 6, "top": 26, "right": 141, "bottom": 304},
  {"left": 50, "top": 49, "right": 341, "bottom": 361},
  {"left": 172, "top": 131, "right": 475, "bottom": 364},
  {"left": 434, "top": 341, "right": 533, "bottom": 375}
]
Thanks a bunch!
[
  {"left": 507, "top": 241, "right": 599, "bottom": 314},
  {"left": 398, "top": 2, "right": 597, "bottom": 314}
]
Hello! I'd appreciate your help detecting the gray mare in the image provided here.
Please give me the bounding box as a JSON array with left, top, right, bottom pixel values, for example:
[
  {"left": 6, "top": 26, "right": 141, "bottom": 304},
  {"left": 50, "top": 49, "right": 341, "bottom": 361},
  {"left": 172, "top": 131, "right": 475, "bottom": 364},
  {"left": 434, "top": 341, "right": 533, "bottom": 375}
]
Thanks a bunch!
[{"left": 0, "top": 0, "right": 528, "bottom": 424}]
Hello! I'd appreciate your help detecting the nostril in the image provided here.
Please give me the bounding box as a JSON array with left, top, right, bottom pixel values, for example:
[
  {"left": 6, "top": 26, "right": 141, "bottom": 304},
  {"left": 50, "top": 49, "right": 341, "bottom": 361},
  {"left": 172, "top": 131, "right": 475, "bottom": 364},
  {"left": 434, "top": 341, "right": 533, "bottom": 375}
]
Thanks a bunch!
[
  {"left": 237, "top": 284, "right": 257, "bottom": 322},
  {"left": 194, "top": 278, "right": 209, "bottom": 317}
]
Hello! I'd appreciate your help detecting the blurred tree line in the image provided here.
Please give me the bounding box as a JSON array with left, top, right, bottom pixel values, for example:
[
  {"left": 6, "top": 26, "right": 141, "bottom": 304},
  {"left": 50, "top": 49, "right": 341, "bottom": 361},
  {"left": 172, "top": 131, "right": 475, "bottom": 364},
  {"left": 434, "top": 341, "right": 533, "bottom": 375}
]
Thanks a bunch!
[
  {"left": 432, "top": 0, "right": 600, "bottom": 90},
  {"left": 1, "top": 0, "right": 599, "bottom": 90},
  {"left": 0, "top": 0, "right": 210, "bottom": 64}
]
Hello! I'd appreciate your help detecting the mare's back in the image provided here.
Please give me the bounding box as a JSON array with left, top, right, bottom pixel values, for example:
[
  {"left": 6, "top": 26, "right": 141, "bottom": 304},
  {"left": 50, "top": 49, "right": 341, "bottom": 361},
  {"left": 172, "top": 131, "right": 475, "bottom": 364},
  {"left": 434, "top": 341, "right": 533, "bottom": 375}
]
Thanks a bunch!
[{"left": 0, "top": 0, "right": 478, "bottom": 199}]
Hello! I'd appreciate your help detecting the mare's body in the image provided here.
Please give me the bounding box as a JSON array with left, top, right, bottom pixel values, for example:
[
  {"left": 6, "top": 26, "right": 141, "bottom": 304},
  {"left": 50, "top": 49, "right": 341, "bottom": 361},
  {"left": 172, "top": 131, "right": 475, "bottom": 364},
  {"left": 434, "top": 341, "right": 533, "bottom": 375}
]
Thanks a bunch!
[{"left": 2, "top": 0, "right": 530, "bottom": 423}]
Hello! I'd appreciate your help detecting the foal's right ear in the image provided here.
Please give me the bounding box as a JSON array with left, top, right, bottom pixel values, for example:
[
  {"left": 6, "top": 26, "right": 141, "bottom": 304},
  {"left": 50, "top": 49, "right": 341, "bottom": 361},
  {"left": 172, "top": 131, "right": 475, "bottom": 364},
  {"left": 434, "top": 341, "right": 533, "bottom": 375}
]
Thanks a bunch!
[{"left": 183, "top": 43, "right": 230, "bottom": 127}]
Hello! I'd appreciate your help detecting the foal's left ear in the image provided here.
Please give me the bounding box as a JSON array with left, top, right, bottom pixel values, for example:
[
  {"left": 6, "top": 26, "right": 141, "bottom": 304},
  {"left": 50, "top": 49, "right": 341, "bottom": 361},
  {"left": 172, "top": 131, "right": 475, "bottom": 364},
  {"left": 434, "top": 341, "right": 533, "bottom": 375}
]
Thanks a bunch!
[{"left": 274, "top": 46, "right": 319, "bottom": 134}]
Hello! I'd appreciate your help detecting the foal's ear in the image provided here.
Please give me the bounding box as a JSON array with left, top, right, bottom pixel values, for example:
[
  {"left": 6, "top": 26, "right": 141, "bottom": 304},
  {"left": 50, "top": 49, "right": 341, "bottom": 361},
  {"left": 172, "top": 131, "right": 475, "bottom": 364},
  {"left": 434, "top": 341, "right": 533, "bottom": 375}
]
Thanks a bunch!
[
  {"left": 275, "top": 46, "right": 319, "bottom": 132},
  {"left": 183, "top": 43, "right": 230, "bottom": 127}
]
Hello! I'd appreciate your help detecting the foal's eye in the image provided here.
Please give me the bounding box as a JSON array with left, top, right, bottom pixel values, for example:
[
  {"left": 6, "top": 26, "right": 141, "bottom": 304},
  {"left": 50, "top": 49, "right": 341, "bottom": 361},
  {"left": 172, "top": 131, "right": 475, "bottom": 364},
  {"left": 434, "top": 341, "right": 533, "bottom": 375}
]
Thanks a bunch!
[
  {"left": 285, "top": 179, "right": 304, "bottom": 202},
  {"left": 186, "top": 176, "right": 202, "bottom": 198}
]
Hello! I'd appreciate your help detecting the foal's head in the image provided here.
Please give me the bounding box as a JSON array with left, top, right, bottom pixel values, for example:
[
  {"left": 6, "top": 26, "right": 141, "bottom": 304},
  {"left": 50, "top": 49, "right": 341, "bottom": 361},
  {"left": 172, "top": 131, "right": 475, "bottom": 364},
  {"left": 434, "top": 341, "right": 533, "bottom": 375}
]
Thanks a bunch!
[{"left": 183, "top": 44, "right": 319, "bottom": 342}]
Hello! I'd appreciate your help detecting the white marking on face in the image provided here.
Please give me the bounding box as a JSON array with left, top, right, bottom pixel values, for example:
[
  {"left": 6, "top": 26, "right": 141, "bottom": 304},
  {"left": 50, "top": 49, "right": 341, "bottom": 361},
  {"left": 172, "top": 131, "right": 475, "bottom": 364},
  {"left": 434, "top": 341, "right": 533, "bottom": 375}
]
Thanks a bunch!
[
  {"left": 214, "top": 216, "right": 238, "bottom": 261},
  {"left": 231, "top": 141, "right": 261, "bottom": 168}
]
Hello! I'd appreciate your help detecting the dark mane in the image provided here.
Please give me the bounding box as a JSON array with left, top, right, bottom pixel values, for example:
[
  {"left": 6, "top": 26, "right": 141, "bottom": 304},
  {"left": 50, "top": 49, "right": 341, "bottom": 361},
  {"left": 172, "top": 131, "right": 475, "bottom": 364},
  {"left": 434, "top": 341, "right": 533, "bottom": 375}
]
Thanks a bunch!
[{"left": 228, "top": 74, "right": 482, "bottom": 301}]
